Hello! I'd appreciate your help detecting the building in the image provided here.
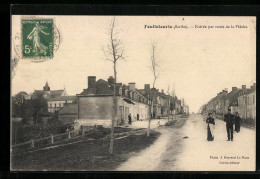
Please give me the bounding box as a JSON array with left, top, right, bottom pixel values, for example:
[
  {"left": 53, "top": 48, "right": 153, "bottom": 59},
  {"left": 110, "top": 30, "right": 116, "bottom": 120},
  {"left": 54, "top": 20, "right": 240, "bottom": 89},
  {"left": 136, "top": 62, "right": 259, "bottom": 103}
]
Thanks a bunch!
[
  {"left": 138, "top": 85, "right": 163, "bottom": 118},
  {"left": 237, "top": 84, "right": 256, "bottom": 120},
  {"left": 58, "top": 100, "right": 78, "bottom": 125},
  {"left": 32, "top": 82, "right": 76, "bottom": 113},
  {"left": 203, "top": 83, "right": 256, "bottom": 121},
  {"left": 48, "top": 96, "right": 77, "bottom": 113},
  {"left": 157, "top": 90, "right": 170, "bottom": 117},
  {"left": 76, "top": 76, "right": 149, "bottom": 127},
  {"left": 32, "top": 82, "right": 68, "bottom": 99}
]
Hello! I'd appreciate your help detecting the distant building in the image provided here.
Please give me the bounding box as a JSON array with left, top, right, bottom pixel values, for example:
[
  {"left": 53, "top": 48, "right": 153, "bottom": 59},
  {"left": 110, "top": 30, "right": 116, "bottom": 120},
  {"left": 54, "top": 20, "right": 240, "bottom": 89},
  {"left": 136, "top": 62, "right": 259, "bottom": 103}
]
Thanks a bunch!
[
  {"left": 224, "top": 87, "right": 242, "bottom": 114},
  {"left": 203, "top": 83, "right": 256, "bottom": 121},
  {"left": 48, "top": 96, "right": 77, "bottom": 113},
  {"left": 32, "top": 82, "right": 76, "bottom": 113},
  {"left": 32, "top": 81, "right": 68, "bottom": 99},
  {"left": 237, "top": 83, "right": 256, "bottom": 120}
]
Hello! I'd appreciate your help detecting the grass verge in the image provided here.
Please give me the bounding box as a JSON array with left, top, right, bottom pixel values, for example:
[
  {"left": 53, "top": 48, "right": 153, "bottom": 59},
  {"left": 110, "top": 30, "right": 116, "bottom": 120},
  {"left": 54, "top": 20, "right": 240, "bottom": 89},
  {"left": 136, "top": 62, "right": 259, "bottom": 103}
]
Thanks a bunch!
[{"left": 11, "top": 129, "right": 160, "bottom": 171}]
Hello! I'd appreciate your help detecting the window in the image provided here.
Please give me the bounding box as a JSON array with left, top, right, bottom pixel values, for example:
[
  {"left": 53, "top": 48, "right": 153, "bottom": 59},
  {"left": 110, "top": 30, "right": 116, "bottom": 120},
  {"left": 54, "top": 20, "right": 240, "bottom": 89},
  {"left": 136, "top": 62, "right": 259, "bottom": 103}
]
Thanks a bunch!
[
  {"left": 50, "top": 103, "right": 52, "bottom": 108},
  {"left": 55, "top": 103, "right": 56, "bottom": 108},
  {"left": 59, "top": 103, "right": 61, "bottom": 107}
]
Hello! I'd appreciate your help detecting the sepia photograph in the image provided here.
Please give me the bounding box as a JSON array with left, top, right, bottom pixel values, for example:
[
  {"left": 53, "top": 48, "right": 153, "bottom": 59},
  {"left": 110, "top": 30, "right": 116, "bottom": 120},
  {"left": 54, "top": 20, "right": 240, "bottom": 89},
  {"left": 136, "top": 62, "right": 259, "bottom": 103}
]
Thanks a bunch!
[{"left": 11, "top": 15, "right": 256, "bottom": 171}]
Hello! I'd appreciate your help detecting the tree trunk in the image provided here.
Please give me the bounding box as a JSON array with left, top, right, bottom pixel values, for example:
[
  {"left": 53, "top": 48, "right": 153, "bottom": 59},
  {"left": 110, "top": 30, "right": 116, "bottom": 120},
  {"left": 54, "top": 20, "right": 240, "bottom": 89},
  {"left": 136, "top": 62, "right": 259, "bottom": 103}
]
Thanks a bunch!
[
  {"left": 147, "top": 103, "right": 151, "bottom": 137},
  {"left": 147, "top": 100, "right": 153, "bottom": 137},
  {"left": 109, "top": 62, "right": 117, "bottom": 155},
  {"left": 167, "top": 100, "right": 170, "bottom": 122}
]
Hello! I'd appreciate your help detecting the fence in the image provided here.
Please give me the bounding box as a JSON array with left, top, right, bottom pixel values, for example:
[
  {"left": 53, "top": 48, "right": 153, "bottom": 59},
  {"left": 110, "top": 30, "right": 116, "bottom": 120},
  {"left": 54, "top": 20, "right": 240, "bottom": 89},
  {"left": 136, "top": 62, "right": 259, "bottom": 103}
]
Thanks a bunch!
[
  {"left": 11, "top": 128, "right": 87, "bottom": 152},
  {"left": 11, "top": 127, "right": 148, "bottom": 154}
]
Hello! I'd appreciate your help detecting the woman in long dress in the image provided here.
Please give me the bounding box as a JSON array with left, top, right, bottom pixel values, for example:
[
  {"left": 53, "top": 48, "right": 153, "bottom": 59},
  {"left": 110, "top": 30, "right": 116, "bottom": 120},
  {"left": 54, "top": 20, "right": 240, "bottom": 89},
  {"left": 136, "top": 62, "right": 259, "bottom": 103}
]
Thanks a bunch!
[
  {"left": 27, "top": 22, "right": 49, "bottom": 54},
  {"left": 206, "top": 112, "right": 215, "bottom": 141}
]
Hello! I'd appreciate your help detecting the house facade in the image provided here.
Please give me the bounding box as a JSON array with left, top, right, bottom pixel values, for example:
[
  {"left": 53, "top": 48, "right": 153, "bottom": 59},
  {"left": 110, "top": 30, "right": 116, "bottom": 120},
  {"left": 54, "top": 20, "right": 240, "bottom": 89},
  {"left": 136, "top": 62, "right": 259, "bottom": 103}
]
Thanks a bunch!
[
  {"left": 237, "top": 84, "right": 256, "bottom": 120},
  {"left": 58, "top": 101, "right": 78, "bottom": 125},
  {"left": 48, "top": 96, "right": 77, "bottom": 113},
  {"left": 76, "top": 76, "right": 149, "bottom": 127}
]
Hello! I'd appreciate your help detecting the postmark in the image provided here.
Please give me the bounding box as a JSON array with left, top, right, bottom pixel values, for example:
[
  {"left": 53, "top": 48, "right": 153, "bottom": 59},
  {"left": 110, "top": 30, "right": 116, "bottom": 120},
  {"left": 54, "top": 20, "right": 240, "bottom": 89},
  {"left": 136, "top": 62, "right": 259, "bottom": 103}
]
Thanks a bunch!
[{"left": 21, "top": 18, "right": 59, "bottom": 61}]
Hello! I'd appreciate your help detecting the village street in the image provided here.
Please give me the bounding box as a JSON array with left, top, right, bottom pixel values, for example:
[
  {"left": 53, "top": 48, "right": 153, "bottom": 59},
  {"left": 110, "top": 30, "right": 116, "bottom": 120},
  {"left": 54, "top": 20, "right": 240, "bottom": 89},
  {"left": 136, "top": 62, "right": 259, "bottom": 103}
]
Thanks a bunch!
[{"left": 117, "top": 114, "right": 256, "bottom": 171}]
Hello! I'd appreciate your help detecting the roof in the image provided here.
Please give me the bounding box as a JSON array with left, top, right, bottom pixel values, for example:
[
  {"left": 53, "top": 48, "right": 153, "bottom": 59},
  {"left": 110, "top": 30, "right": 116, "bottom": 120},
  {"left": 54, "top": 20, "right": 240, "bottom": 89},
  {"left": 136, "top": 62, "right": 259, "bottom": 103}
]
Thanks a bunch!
[
  {"left": 78, "top": 79, "right": 114, "bottom": 96},
  {"left": 44, "top": 81, "right": 50, "bottom": 88},
  {"left": 225, "top": 89, "right": 242, "bottom": 106},
  {"left": 50, "top": 90, "right": 65, "bottom": 97},
  {"left": 238, "top": 88, "right": 255, "bottom": 97},
  {"left": 32, "top": 89, "right": 66, "bottom": 99},
  {"left": 47, "top": 96, "right": 76, "bottom": 102},
  {"left": 59, "top": 103, "right": 78, "bottom": 115},
  {"left": 33, "top": 90, "right": 43, "bottom": 96},
  {"left": 132, "top": 89, "right": 147, "bottom": 99},
  {"left": 31, "top": 90, "right": 44, "bottom": 99},
  {"left": 123, "top": 98, "right": 135, "bottom": 105}
]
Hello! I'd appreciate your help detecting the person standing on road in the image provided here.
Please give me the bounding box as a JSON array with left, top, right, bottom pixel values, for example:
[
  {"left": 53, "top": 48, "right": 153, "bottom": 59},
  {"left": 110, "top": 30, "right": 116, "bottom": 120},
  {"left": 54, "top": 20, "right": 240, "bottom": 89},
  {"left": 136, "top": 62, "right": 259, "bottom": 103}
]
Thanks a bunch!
[
  {"left": 128, "top": 114, "right": 132, "bottom": 125},
  {"left": 234, "top": 112, "right": 241, "bottom": 133},
  {"left": 224, "top": 108, "right": 235, "bottom": 141},
  {"left": 206, "top": 112, "right": 215, "bottom": 141}
]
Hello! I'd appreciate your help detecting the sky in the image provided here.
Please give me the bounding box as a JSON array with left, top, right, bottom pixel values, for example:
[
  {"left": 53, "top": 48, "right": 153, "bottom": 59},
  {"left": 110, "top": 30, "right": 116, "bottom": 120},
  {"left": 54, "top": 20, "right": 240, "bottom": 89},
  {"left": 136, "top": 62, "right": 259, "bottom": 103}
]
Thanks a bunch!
[{"left": 11, "top": 16, "right": 256, "bottom": 113}]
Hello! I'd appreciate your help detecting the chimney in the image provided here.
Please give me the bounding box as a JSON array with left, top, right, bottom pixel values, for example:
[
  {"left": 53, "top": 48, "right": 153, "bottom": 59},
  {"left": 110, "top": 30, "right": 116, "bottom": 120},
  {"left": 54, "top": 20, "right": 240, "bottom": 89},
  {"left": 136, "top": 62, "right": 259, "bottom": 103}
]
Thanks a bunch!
[
  {"left": 222, "top": 89, "right": 228, "bottom": 95},
  {"left": 88, "top": 76, "right": 96, "bottom": 94},
  {"left": 108, "top": 76, "right": 114, "bottom": 84},
  {"left": 242, "top": 85, "right": 246, "bottom": 90},
  {"left": 145, "top": 84, "right": 150, "bottom": 91},
  {"left": 122, "top": 85, "right": 129, "bottom": 90},
  {"left": 88, "top": 76, "right": 96, "bottom": 89},
  {"left": 128, "top": 83, "right": 136, "bottom": 91},
  {"left": 161, "top": 89, "right": 164, "bottom": 94},
  {"left": 251, "top": 84, "right": 256, "bottom": 90},
  {"left": 232, "top": 87, "right": 237, "bottom": 91}
]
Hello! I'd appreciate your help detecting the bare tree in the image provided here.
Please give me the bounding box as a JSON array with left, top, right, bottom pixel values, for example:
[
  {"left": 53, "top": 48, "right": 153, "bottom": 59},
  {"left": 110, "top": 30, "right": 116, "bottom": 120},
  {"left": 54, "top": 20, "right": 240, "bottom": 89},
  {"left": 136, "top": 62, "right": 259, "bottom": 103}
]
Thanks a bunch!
[
  {"left": 102, "top": 17, "right": 126, "bottom": 155},
  {"left": 147, "top": 41, "right": 160, "bottom": 137}
]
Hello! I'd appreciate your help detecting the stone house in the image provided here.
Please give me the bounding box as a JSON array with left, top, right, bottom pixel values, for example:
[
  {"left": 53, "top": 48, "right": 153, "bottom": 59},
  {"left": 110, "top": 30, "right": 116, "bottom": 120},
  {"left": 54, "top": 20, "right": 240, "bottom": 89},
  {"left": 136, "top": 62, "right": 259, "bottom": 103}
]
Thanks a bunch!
[
  {"left": 58, "top": 100, "right": 78, "bottom": 125},
  {"left": 76, "top": 76, "right": 149, "bottom": 127},
  {"left": 48, "top": 96, "right": 77, "bottom": 113},
  {"left": 224, "top": 87, "right": 242, "bottom": 114},
  {"left": 237, "top": 83, "right": 256, "bottom": 120},
  {"left": 138, "top": 85, "right": 163, "bottom": 118}
]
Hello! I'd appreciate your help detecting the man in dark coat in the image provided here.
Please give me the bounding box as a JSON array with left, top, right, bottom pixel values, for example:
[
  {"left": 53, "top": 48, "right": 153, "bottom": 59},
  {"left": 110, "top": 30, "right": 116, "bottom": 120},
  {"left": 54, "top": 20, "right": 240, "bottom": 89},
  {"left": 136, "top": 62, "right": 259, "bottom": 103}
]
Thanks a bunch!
[
  {"left": 234, "top": 112, "right": 241, "bottom": 133},
  {"left": 224, "top": 108, "right": 235, "bottom": 141},
  {"left": 128, "top": 114, "right": 132, "bottom": 125}
]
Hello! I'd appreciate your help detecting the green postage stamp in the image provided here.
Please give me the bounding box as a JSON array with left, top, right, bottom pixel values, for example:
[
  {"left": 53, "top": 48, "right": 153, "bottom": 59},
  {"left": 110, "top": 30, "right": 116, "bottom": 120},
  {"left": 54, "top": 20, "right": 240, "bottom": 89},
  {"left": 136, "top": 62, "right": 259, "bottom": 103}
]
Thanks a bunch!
[{"left": 22, "top": 19, "right": 54, "bottom": 59}]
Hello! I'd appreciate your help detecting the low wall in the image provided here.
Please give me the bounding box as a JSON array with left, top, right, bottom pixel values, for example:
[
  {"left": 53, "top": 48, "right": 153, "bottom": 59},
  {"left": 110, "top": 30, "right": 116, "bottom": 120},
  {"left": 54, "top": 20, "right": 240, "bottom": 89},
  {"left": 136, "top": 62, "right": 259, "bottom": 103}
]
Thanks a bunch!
[{"left": 74, "top": 119, "right": 112, "bottom": 130}]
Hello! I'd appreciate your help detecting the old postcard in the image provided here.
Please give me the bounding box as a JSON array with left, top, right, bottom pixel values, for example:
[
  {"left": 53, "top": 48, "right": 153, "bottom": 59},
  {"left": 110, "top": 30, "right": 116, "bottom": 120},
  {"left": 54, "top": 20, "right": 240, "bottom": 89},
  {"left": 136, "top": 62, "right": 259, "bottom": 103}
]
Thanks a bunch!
[{"left": 11, "top": 15, "right": 256, "bottom": 171}]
